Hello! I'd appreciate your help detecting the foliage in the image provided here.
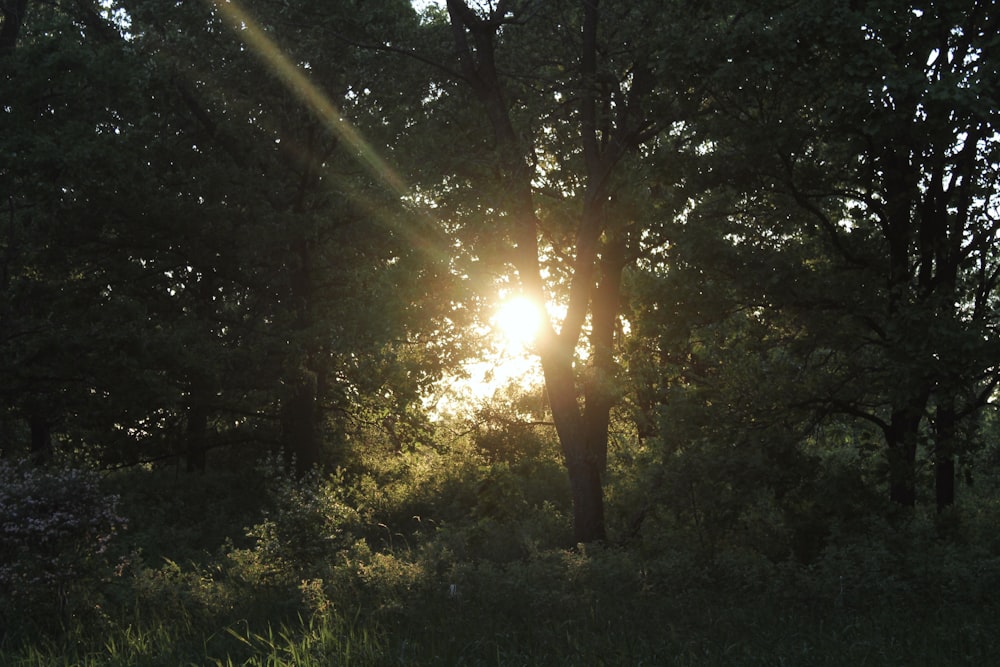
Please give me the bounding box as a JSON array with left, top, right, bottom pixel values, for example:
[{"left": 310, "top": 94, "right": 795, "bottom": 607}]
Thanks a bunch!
[
  {"left": 659, "top": 0, "right": 1000, "bottom": 510},
  {"left": 230, "top": 460, "right": 363, "bottom": 583},
  {"left": 0, "top": 0, "right": 461, "bottom": 471},
  {"left": 2, "top": 0, "right": 1000, "bottom": 663},
  {"left": 3, "top": 451, "right": 1000, "bottom": 664},
  {"left": 0, "top": 461, "right": 127, "bottom": 637}
]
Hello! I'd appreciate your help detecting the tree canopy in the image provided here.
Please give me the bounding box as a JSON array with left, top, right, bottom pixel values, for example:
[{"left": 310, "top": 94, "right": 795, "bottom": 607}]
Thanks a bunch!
[
  {"left": 6, "top": 0, "right": 1000, "bottom": 661},
  {"left": 2, "top": 0, "right": 998, "bottom": 544}
]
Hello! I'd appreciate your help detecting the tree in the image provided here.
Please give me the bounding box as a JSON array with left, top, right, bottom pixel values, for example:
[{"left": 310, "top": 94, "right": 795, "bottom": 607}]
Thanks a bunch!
[
  {"left": 1, "top": 0, "right": 167, "bottom": 465},
  {"left": 667, "top": 0, "right": 1000, "bottom": 510},
  {"left": 2, "top": 0, "right": 460, "bottom": 472},
  {"left": 372, "top": 0, "right": 699, "bottom": 543}
]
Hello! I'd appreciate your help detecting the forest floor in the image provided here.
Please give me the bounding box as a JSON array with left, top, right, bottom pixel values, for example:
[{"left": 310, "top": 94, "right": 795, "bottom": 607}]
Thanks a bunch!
[{"left": 3, "top": 456, "right": 1000, "bottom": 666}]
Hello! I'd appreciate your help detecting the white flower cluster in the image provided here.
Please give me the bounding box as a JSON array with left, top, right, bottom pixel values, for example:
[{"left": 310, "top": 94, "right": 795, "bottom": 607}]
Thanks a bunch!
[{"left": 0, "top": 461, "right": 127, "bottom": 595}]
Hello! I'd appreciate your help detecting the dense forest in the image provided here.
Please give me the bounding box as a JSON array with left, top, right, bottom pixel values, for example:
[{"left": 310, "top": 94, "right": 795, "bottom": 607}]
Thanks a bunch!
[{"left": 2, "top": 0, "right": 1000, "bottom": 663}]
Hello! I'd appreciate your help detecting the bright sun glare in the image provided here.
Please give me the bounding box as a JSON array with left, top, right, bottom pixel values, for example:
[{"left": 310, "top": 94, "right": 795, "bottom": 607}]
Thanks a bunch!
[
  {"left": 211, "top": 0, "right": 539, "bottom": 419},
  {"left": 493, "top": 296, "right": 542, "bottom": 350},
  {"left": 426, "top": 295, "right": 546, "bottom": 419}
]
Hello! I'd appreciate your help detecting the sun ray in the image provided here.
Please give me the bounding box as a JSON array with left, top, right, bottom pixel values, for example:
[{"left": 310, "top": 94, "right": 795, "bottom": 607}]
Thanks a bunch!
[
  {"left": 208, "top": 0, "right": 408, "bottom": 197},
  {"left": 206, "top": 0, "right": 453, "bottom": 269}
]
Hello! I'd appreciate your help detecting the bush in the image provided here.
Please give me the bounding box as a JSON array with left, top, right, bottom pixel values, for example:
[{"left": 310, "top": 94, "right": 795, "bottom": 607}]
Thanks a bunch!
[
  {"left": 0, "top": 460, "right": 127, "bottom": 636},
  {"left": 241, "top": 462, "right": 363, "bottom": 578}
]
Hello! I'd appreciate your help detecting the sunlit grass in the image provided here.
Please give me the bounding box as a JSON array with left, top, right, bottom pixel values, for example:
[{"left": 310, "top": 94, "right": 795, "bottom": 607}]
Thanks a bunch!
[
  {"left": 215, "top": 614, "right": 387, "bottom": 667},
  {"left": 7, "top": 568, "right": 998, "bottom": 666},
  {"left": 6, "top": 462, "right": 1000, "bottom": 666}
]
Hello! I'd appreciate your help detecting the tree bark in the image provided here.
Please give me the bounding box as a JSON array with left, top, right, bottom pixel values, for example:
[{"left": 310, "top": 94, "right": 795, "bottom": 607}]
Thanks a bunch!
[
  {"left": 934, "top": 397, "right": 956, "bottom": 512},
  {"left": 566, "top": 456, "right": 606, "bottom": 543},
  {"left": 28, "top": 413, "right": 52, "bottom": 466},
  {"left": 884, "top": 398, "right": 925, "bottom": 507},
  {"left": 0, "top": 0, "right": 29, "bottom": 54},
  {"left": 879, "top": 137, "right": 924, "bottom": 508},
  {"left": 185, "top": 401, "right": 208, "bottom": 472},
  {"left": 583, "top": 234, "right": 626, "bottom": 474},
  {"left": 281, "top": 370, "right": 321, "bottom": 474},
  {"left": 444, "top": 0, "right": 648, "bottom": 543},
  {"left": 541, "top": 336, "right": 608, "bottom": 544}
]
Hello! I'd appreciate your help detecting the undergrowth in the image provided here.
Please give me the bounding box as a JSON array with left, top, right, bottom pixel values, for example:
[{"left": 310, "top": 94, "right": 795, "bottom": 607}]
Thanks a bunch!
[{"left": 3, "top": 430, "right": 1000, "bottom": 666}]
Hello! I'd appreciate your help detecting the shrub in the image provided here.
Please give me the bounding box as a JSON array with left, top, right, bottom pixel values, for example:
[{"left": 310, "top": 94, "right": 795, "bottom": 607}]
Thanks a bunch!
[{"left": 0, "top": 460, "right": 127, "bottom": 636}]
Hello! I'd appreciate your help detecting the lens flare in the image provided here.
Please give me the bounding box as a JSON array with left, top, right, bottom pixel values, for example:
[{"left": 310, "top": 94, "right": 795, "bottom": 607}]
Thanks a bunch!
[
  {"left": 493, "top": 296, "right": 542, "bottom": 349},
  {"left": 208, "top": 0, "right": 407, "bottom": 196}
]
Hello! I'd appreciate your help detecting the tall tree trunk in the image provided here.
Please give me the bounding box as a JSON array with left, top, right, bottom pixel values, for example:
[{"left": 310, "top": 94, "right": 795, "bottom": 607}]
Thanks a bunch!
[
  {"left": 185, "top": 401, "right": 208, "bottom": 472},
  {"left": 541, "top": 340, "right": 607, "bottom": 544},
  {"left": 28, "top": 413, "right": 52, "bottom": 466},
  {"left": 583, "top": 234, "right": 626, "bottom": 475},
  {"left": 934, "top": 397, "right": 957, "bottom": 512},
  {"left": 186, "top": 276, "right": 217, "bottom": 473},
  {"left": 281, "top": 369, "right": 321, "bottom": 474},
  {"left": 281, "top": 223, "right": 324, "bottom": 473},
  {"left": 538, "top": 201, "right": 617, "bottom": 544},
  {"left": 445, "top": 0, "right": 647, "bottom": 543},
  {"left": 0, "top": 0, "right": 29, "bottom": 54},
  {"left": 884, "top": 397, "right": 926, "bottom": 507},
  {"left": 880, "top": 139, "right": 922, "bottom": 508},
  {"left": 566, "top": 455, "right": 606, "bottom": 544}
]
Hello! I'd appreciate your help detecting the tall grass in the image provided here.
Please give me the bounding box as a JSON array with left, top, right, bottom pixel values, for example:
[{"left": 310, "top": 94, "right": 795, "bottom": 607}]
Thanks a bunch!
[
  {"left": 4, "top": 435, "right": 1000, "bottom": 666},
  {"left": 5, "top": 539, "right": 997, "bottom": 666}
]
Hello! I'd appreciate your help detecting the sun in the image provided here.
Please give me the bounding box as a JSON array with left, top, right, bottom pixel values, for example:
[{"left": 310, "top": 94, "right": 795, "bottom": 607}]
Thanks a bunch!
[
  {"left": 493, "top": 296, "right": 543, "bottom": 349},
  {"left": 424, "top": 294, "right": 546, "bottom": 420}
]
